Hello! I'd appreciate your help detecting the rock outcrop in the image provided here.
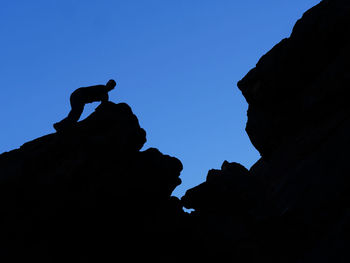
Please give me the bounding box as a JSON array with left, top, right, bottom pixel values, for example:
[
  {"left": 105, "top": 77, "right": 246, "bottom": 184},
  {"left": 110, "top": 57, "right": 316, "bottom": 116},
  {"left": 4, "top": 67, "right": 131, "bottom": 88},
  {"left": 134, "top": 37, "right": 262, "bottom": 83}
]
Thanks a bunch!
[
  {"left": 0, "top": 102, "right": 185, "bottom": 262},
  {"left": 181, "top": 0, "right": 350, "bottom": 262},
  {"left": 237, "top": 0, "right": 350, "bottom": 160},
  {"left": 2, "top": 0, "right": 350, "bottom": 262}
]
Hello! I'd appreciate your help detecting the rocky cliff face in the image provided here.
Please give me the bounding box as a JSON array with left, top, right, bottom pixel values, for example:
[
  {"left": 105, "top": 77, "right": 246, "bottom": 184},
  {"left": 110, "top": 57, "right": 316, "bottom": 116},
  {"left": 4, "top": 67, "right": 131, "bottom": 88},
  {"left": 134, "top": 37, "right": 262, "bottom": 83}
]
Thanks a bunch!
[
  {"left": 237, "top": 0, "right": 350, "bottom": 160},
  {"left": 1, "top": 0, "right": 350, "bottom": 262},
  {"left": 0, "top": 102, "right": 186, "bottom": 262},
  {"left": 242, "top": 1, "right": 350, "bottom": 261},
  {"left": 183, "top": 0, "right": 350, "bottom": 262}
]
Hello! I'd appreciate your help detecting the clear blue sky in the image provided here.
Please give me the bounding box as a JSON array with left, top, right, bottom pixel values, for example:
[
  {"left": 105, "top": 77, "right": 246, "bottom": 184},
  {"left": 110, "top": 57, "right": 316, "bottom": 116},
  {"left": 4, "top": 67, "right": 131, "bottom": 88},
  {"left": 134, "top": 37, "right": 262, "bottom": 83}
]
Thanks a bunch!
[{"left": 0, "top": 0, "right": 320, "bottom": 197}]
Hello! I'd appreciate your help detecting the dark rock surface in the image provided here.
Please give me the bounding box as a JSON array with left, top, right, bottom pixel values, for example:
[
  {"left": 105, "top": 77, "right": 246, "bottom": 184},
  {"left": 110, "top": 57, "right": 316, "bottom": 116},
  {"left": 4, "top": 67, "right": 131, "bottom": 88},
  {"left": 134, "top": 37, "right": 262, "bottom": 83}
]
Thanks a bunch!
[
  {"left": 0, "top": 102, "right": 185, "bottom": 262},
  {"left": 237, "top": 0, "right": 350, "bottom": 160},
  {"left": 2, "top": 0, "right": 350, "bottom": 262},
  {"left": 183, "top": 0, "right": 350, "bottom": 262}
]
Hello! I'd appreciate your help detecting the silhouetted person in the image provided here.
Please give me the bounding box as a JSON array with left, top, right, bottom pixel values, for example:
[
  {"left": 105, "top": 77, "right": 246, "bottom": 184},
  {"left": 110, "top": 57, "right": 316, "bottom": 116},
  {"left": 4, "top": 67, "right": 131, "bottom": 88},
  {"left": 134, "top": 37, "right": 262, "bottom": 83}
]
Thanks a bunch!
[{"left": 54, "top": 79, "right": 116, "bottom": 131}]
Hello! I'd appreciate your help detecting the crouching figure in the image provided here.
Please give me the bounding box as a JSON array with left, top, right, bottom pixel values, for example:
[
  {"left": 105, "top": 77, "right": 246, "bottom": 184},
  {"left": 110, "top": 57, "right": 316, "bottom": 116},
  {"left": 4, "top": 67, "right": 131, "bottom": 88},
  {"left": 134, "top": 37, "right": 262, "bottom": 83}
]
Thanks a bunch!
[{"left": 54, "top": 79, "right": 116, "bottom": 131}]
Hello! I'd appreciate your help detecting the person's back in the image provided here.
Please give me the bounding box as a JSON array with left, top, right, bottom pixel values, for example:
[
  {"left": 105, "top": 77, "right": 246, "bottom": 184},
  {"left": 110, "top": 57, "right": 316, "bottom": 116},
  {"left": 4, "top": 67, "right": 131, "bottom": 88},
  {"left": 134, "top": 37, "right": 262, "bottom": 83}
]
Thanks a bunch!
[
  {"left": 72, "top": 85, "right": 110, "bottom": 104},
  {"left": 53, "top": 79, "right": 116, "bottom": 131}
]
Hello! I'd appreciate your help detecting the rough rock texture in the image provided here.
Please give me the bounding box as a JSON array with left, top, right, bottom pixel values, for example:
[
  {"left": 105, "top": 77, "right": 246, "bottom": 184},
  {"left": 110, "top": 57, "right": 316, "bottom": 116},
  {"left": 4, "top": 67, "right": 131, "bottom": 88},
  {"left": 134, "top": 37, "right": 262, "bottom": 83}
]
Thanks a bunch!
[
  {"left": 2, "top": 0, "right": 350, "bottom": 262},
  {"left": 239, "top": 1, "right": 350, "bottom": 261},
  {"left": 0, "top": 102, "right": 185, "bottom": 262},
  {"left": 182, "top": 161, "right": 265, "bottom": 262},
  {"left": 237, "top": 0, "right": 350, "bottom": 160},
  {"left": 182, "top": 0, "right": 350, "bottom": 262}
]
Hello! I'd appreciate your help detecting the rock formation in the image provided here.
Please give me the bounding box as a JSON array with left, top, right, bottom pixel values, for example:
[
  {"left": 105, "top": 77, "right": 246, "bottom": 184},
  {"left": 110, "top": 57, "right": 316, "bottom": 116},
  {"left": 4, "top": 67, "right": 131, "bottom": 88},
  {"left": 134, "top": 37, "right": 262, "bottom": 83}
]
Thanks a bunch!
[
  {"left": 0, "top": 102, "right": 185, "bottom": 262},
  {"left": 1, "top": 0, "right": 350, "bottom": 262},
  {"left": 182, "top": 0, "right": 350, "bottom": 262}
]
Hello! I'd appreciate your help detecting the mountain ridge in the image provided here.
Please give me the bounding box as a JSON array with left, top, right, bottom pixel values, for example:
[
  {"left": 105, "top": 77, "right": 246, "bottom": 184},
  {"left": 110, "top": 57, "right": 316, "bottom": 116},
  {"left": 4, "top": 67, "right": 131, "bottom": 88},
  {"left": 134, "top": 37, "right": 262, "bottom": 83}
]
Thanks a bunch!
[{"left": 2, "top": 0, "right": 350, "bottom": 262}]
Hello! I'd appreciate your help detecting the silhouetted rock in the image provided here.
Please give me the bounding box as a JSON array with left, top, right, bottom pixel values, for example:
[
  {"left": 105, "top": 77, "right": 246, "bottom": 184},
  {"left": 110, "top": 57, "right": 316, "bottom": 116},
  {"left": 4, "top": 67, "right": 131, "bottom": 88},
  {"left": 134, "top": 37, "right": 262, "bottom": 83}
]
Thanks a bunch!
[
  {"left": 237, "top": 1, "right": 350, "bottom": 261},
  {"left": 182, "top": 0, "right": 350, "bottom": 262},
  {"left": 181, "top": 161, "right": 264, "bottom": 262},
  {"left": 237, "top": 0, "right": 350, "bottom": 160},
  {"left": 182, "top": 161, "right": 257, "bottom": 213},
  {"left": 0, "top": 102, "right": 185, "bottom": 262},
  {"left": 2, "top": 0, "right": 350, "bottom": 262}
]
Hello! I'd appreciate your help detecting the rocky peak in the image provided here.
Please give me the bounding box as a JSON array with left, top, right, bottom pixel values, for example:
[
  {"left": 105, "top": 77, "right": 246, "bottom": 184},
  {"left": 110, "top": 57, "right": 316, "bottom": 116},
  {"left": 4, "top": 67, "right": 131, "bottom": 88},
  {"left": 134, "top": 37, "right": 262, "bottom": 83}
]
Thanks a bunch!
[
  {"left": 0, "top": 101, "right": 184, "bottom": 262},
  {"left": 2, "top": 1, "right": 350, "bottom": 262},
  {"left": 237, "top": 0, "right": 350, "bottom": 159}
]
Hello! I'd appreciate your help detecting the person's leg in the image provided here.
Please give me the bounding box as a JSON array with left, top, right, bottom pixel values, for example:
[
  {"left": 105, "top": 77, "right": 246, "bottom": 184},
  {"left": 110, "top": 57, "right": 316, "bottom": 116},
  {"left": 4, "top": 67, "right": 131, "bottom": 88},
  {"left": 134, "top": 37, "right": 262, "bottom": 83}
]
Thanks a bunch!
[
  {"left": 67, "top": 96, "right": 85, "bottom": 123},
  {"left": 53, "top": 99, "right": 84, "bottom": 132}
]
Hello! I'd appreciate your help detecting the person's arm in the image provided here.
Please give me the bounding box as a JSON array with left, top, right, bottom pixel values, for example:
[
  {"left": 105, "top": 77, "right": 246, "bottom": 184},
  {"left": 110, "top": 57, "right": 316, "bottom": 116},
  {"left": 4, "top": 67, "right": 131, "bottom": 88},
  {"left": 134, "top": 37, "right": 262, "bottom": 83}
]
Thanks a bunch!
[{"left": 101, "top": 92, "right": 109, "bottom": 103}]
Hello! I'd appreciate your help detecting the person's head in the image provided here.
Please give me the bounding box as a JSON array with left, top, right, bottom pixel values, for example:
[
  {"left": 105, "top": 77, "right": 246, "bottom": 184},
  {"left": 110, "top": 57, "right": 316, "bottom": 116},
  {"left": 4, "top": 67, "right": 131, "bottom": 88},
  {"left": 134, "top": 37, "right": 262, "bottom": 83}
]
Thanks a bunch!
[{"left": 106, "top": 79, "right": 116, "bottom": 91}]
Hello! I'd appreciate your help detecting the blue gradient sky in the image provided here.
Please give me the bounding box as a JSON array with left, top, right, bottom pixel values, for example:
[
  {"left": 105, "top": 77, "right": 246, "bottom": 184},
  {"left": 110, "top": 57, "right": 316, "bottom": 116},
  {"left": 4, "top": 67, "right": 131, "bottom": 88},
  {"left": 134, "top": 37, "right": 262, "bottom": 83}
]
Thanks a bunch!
[{"left": 0, "top": 0, "right": 320, "bottom": 197}]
